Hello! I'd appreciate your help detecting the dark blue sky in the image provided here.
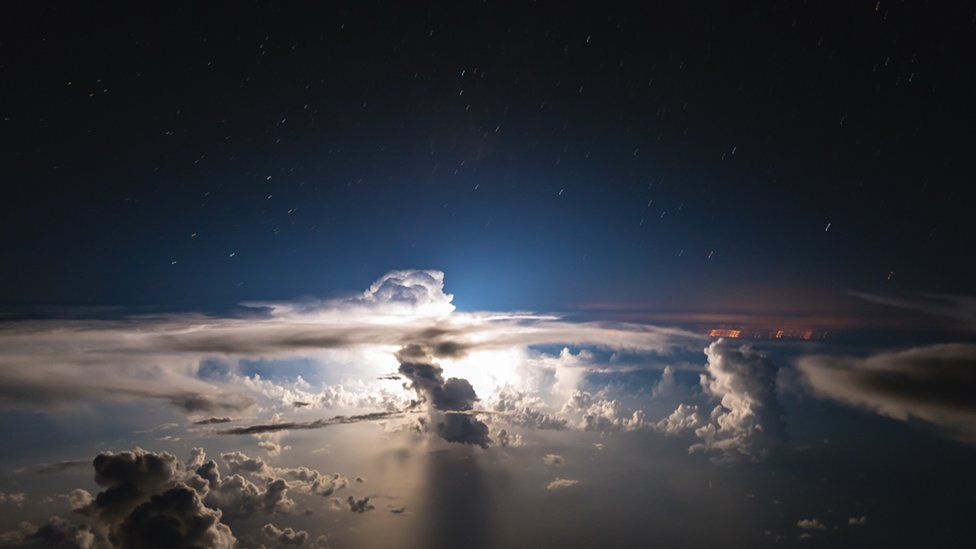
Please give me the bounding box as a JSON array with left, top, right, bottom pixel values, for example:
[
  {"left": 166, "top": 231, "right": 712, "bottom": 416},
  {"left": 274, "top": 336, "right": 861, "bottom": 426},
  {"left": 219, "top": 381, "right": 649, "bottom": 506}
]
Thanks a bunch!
[{"left": 2, "top": 2, "right": 974, "bottom": 316}]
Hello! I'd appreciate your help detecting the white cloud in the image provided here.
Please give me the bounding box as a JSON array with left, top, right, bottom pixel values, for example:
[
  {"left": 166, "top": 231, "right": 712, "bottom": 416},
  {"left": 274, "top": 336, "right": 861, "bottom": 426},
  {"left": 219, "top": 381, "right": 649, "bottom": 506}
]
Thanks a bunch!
[
  {"left": 542, "top": 454, "right": 566, "bottom": 467},
  {"left": 796, "top": 518, "right": 826, "bottom": 530},
  {"left": 546, "top": 478, "right": 579, "bottom": 490},
  {"left": 654, "top": 403, "right": 704, "bottom": 435},
  {"left": 657, "top": 340, "right": 784, "bottom": 463}
]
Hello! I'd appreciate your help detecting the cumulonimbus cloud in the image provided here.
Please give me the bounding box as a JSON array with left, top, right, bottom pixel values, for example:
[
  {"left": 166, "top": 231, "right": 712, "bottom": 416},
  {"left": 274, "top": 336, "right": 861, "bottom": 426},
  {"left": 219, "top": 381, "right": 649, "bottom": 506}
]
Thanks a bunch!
[{"left": 656, "top": 340, "right": 785, "bottom": 463}]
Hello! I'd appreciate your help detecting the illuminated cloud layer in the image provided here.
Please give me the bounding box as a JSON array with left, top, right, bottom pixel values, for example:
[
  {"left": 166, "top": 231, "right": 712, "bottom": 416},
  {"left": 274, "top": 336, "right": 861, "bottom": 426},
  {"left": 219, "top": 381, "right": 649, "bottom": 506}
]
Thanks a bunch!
[{"left": 0, "top": 270, "right": 698, "bottom": 431}]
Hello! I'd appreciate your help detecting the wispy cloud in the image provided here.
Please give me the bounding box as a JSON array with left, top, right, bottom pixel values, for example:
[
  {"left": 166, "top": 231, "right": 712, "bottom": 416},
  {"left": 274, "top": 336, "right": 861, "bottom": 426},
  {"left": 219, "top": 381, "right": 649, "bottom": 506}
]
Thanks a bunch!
[{"left": 798, "top": 343, "right": 976, "bottom": 441}]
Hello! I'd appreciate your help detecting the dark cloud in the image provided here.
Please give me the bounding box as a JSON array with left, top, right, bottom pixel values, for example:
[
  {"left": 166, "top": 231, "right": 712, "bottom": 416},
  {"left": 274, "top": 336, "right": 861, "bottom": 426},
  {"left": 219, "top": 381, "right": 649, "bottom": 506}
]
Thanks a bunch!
[
  {"left": 346, "top": 495, "right": 375, "bottom": 513},
  {"left": 395, "top": 344, "right": 491, "bottom": 448},
  {"left": 164, "top": 392, "right": 256, "bottom": 415},
  {"left": 92, "top": 448, "right": 184, "bottom": 524},
  {"left": 396, "top": 343, "right": 478, "bottom": 410},
  {"left": 494, "top": 428, "right": 524, "bottom": 448},
  {"left": 435, "top": 413, "right": 491, "bottom": 449},
  {"left": 2, "top": 516, "right": 103, "bottom": 548},
  {"left": 117, "top": 485, "right": 236, "bottom": 549},
  {"left": 429, "top": 340, "right": 470, "bottom": 359},
  {"left": 435, "top": 378, "right": 478, "bottom": 412},
  {"left": 22, "top": 460, "right": 89, "bottom": 475},
  {"left": 11, "top": 448, "right": 240, "bottom": 549},
  {"left": 9, "top": 446, "right": 348, "bottom": 549},
  {"left": 219, "top": 411, "right": 403, "bottom": 435},
  {"left": 798, "top": 343, "right": 976, "bottom": 441},
  {"left": 192, "top": 417, "right": 236, "bottom": 425}
]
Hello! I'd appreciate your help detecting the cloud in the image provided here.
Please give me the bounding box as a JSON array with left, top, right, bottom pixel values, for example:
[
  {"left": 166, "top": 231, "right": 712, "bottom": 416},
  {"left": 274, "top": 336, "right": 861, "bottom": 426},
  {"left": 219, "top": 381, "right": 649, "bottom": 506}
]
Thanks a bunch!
[
  {"left": 848, "top": 515, "right": 867, "bottom": 526},
  {"left": 258, "top": 441, "right": 286, "bottom": 456},
  {"left": 3, "top": 447, "right": 351, "bottom": 548},
  {"left": 0, "top": 492, "right": 26, "bottom": 506},
  {"left": 16, "top": 460, "right": 90, "bottom": 476},
  {"left": 221, "top": 451, "right": 273, "bottom": 478},
  {"left": 657, "top": 340, "right": 785, "bottom": 463},
  {"left": 546, "top": 478, "right": 579, "bottom": 490},
  {"left": 434, "top": 412, "right": 491, "bottom": 449},
  {"left": 394, "top": 344, "right": 492, "bottom": 448},
  {"left": 490, "top": 389, "right": 567, "bottom": 430},
  {"left": 541, "top": 454, "right": 566, "bottom": 467},
  {"left": 852, "top": 292, "right": 976, "bottom": 329},
  {"left": 34, "top": 447, "right": 238, "bottom": 548},
  {"left": 192, "top": 417, "right": 236, "bottom": 425},
  {"left": 263, "top": 522, "right": 310, "bottom": 546},
  {"left": 796, "top": 518, "right": 826, "bottom": 530},
  {"left": 66, "top": 489, "right": 93, "bottom": 512},
  {"left": 346, "top": 496, "right": 374, "bottom": 513},
  {"left": 0, "top": 269, "right": 695, "bottom": 417},
  {"left": 0, "top": 516, "right": 103, "bottom": 548},
  {"left": 117, "top": 485, "right": 236, "bottom": 549},
  {"left": 651, "top": 365, "right": 678, "bottom": 398},
  {"left": 797, "top": 343, "right": 976, "bottom": 441},
  {"left": 396, "top": 344, "right": 477, "bottom": 411},
  {"left": 562, "top": 391, "right": 647, "bottom": 432},
  {"left": 167, "top": 392, "right": 257, "bottom": 415},
  {"left": 360, "top": 270, "right": 456, "bottom": 316},
  {"left": 495, "top": 428, "right": 524, "bottom": 448},
  {"left": 654, "top": 404, "right": 704, "bottom": 435},
  {"left": 202, "top": 471, "right": 294, "bottom": 518},
  {"left": 219, "top": 411, "right": 404, "bottom": 435},
  {"left": 91, "top": 448, "right": 185, "bottom": 524}
]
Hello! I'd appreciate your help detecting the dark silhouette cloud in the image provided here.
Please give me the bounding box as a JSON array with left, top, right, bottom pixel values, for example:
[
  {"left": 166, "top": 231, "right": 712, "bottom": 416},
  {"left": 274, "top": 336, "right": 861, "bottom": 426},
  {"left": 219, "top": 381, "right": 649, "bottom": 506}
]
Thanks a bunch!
[
  {"left": 435, "top": 413, "right": 491, "bottom": 449},
  {"left": 346, "top": 495, "right": 375, "bottom": 513},
  {"left": 163, "top": 392, "right": 256, "bottom": 415},
  {"left": 117, "top": 485, "right": 235, "bottom": 549},
  {"left": 219, "top": 411, "right": 403, "bottom": 435},
  {"left": 395, "top": 344, "right": 491, "bottom": 448},
  {"left": 192, "top": 417, "right": 236, "bottom": 425}
]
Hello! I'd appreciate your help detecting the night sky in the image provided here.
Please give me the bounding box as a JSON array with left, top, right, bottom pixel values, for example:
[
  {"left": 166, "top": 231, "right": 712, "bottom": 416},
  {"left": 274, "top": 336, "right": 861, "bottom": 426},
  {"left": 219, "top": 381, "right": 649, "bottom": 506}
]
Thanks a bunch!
[{"left": 1, "top": 3, "right": 975, "bottom": 549}]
